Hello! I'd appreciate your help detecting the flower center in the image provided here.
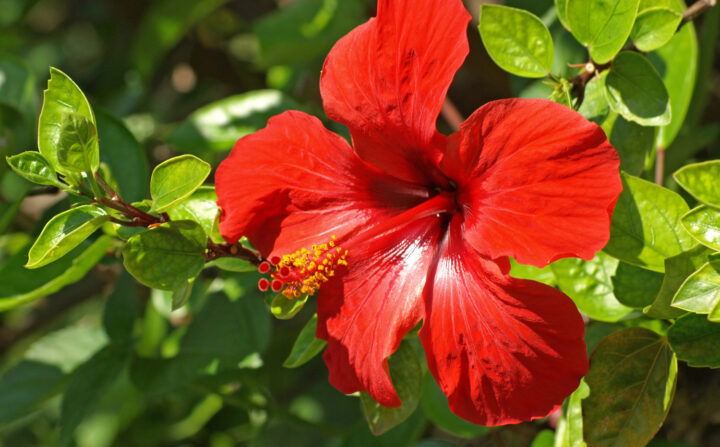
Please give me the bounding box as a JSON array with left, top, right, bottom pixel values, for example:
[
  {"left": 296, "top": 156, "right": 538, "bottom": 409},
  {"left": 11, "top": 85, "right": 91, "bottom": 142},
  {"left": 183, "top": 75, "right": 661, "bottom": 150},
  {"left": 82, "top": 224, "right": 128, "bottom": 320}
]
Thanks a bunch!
[{"left": 257, "top": 235, "right": 348, "bottom": 299}]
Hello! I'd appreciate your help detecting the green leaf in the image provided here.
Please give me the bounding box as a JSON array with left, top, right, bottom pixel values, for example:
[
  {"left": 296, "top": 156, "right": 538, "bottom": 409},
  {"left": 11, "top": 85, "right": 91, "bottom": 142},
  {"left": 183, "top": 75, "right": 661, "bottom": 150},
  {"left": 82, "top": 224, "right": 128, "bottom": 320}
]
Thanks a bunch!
[
  {"left": 102, "top": 270, "right": 138, "bottom": 343},
  {"left": 478, "top": 4, "right": 554, "bottom": 78},
  {"left": 130, "top": 0, "right": 232, "bottom": 77},
  {"left": 96, "top": 109, "right": 149, "bottom": 203},
  {"left": 583, "top": 328, "right": 677, "bottom": 447},
  {"left": 630, "top": 7, "right": 681, "bottom": 51},
  {"left": 668, "top": 313, "right": 720, "bottom": 368},
  {"left": 271, "top": 293, "right": 309, "bottom": 320},
  {"left": 360, "top": 341, "right": 423, "bottom": 436},
  {"left": 26, "top": 205, "right": 108, "bottom": 269},
  {"left": 167, "top": 186, "right": 222, "bottom": 243},
  {"left": 283, "top": 314, "right": 327, "bottom": 368},
  {"left": 421, "top": 374, "right": 491, "bottom": 439},
  {"left": 601, "top": 112, "right": 654, "bottom": 176},
  {"left": 649, "top": 5, "right": 698, "bottom": 149},
  {"left": 551, "top": 253, "right": 633, "bottom": 322},
  {"left": 645, "top": 245, "right": 710, "bottom": 319},
  {"left": 605, "top": 52, "right": 672, "bottom": 126},
  {"left": 168, "top": 90, "right": 300, "bottom": 154},
  {"left": 171, "top": 278, "right": 194, "bottom": 311},
  {"left": 509, "top": 257, "right": 556, "bottom": 286},
  {"left": 672, "top": 261, "right": 720, "bottom": 315},
  {"left": 150, "top": 155, "right": 211, "bottom": 213},
  {"left": 0, "top": 58, "right": 37, "bottom": 124},
  {"left": 681, "top": 206, "right": 720, "bottom": 251},
  {"left": 6, "top": 151, "right": 63, "bottom": 187},
  {"left": 566, "top": 0, "right": 640, "bottom": 63},
  {"left": 122, "top": 221, "right": 206, "bottom": 291},
  {"left": 554, "top": 380, "right": 589, "bottom": 447},
  {"left": 38, "top": 68, "right": 95, "bottom": 174},
  {"left": 674, "top": 161, "right": 720, "bottom": 207},
  {"left": 208, "top": 257, "right": 256, "bottom": 273},
  {"left": 604, "top": 172, "right": 693, "bottom": 272},
  {"left": 254, "top": 0, "right": 364, "bottom": 68},
  {"left": 0, "top": 236, "right": 112, "bottom": 311},
  {"left": 60, "top": 343, "right": 131, "bottom": 445},
  {"left": 611, "top": 262, "right": 664, "bottom": 308}
]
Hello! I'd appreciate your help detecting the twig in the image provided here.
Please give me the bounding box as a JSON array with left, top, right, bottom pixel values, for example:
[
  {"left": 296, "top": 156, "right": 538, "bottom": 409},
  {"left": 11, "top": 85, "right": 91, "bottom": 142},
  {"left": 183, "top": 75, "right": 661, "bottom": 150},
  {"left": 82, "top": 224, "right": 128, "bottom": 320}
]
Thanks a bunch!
[
  {"left": 682, "top": 0, "right": 717, "bottom": 26},
  {"left": 441, "top": 98, "right": 464, "bottom": 132},
  {"left": 655, "top": 147, "right": 666, "bottom": 186},
  {"left": 205, "top": 239, "right": 263, "bottom": 266}
]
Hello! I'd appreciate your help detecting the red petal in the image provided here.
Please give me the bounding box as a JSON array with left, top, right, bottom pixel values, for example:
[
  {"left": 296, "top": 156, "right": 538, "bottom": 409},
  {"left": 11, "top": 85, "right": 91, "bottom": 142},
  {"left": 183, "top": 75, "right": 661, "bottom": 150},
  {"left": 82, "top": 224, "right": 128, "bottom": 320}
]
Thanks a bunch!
[
  {"left": 420, "top": 217, "right": 588, "bottom": 426},
  {"left": 320, "top": 0, "right": 471, "bottom": 185},
  {"left": 317, "top": 214, "right": 443, "bottom": 406},
  {"left": 215, "top": 111, "right": 429, "bottom": 255},
  {"left": 442, "top": 99, "right": 622, "bottom": 267}
]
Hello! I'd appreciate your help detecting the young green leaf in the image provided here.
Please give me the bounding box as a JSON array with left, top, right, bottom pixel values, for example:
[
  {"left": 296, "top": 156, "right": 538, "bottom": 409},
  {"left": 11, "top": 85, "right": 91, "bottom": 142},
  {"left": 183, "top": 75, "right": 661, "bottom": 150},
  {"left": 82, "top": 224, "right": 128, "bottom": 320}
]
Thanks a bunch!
[
  {"left": 681, "top": 206, "right": 720, "bottom": 251},
  {"left": 605, "top": 52, "right": 672, "bottom": 126},
  {"left": 167, "top": 186, "right": 223, "bottom": 243},
  {"left": 672, "top": 261, "right": 720, "bottom": 315},
  {"left": 478, "top": 4, "right": 554, "bottom": 78},
  {"left": 604, "top": 172, "right": 694, "bottom": 272},
  {"left": 56, "top": 112, "right": 100, "bottom": 174},
  {"left": 578, "top": 75, "right": 610, "bottom": 124},
  {"left": 26, "top": 205, "right": 109, "bottom": 269},
  {"left": 668, "top": 313, "right": 720, "bottom": 368},
  {"left": 551, "top": 253, "right": 634, "bottom": 322},
  {"left": 150, "top": 154, "right": 211, "bottom": 213},
  {"left": 630, "top": 7, "right": 682, "bottom": 52},
  {"left": 171, "top": 278, "right": 194, "bottom": 311},
  {"left": 555, "top": 0, "right": 571, "bottom": 30},
  {"left": 6, "top": 151, "right": 64, "bottom": 187},
  {"left": 168, "top": 90, "right": 300, "bottom": 154},
  {"left": 122, "top": 221, "right": 206, "bottom": 290},
  {"left": 583, "top": 328, "right": 677, "bottom": 447},
  {"left": 674, "top": 161, "right": 720, "bottom": 207},
  {"left": 645, "top": 245, "right": 710, "bottom": 319},
  {"left": 509, "top": 258, "right": 556, "bottom": 286},
  {"left": 270, "top": 293, "right": 309, "bottom": 320},
  {"left": 567, "top": 0, "right": 640, "bottom": 64},
  {"left": 360, "top": 341, "right": 423, "bottom": 436},
  {"left": 38, "top": 67, "right": 96, "bottom": 174},
  {"left": 283, "top": 314, "right": 327, "bottom": 368},
  {"left": 611, "top": 262, "right": 664, "bottom": 308},
  {"left": 649, "top": 3, "right": 697, "bottom": 149}
]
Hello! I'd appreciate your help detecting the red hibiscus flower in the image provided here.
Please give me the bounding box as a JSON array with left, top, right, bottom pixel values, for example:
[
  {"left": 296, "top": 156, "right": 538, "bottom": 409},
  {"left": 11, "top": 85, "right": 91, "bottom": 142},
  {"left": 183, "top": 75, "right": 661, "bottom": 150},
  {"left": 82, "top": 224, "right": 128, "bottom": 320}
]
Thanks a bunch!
[{"left": 216, "top": 0, "right": 622, "bottom": 426}]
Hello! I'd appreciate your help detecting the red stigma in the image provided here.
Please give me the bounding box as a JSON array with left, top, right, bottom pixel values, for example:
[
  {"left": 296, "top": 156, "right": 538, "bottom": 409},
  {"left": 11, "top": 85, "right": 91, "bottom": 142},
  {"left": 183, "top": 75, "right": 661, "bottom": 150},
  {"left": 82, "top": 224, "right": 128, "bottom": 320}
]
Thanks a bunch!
[
  {"left": 271, "top": 279, "right": 283, "bottom": 292},
  {"left": 258, "top": 278, "right": 270, "bottom": 292},
  {"left": 259, "top": 261, "right": 271, "bottom": 273}
]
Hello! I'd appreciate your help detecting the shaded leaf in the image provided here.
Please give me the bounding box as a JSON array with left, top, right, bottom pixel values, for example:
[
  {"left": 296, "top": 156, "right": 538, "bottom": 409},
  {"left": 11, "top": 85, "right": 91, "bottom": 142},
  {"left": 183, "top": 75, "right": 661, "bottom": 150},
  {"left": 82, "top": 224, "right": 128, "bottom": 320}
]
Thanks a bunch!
[
  {"left": 605, "top": 52, "right": 671, "bottom": 126},
  {"left": 601, "top": 112, "right": 654, "bottom": 176},
  {"left": 56, "top": 111, "right": 99, "bottom": 174},
  {"left": 122, "top": 221, "right": 206, "bottom": 290},
  {"left": 167, "top": 186, "right": 222, "bottom": 243},
  {"left": 668, "top": 313, "right": 720, "bottom": 368},
  {"left": 612, "top": 262, "right": 664, "bottom": 308},
  {"left": 360, "top": 341, "right": 423, "bottom": 435},
  {"left": 583, "top": 328, "right": 677, "bottom": 447},
  {"left": 420, "top": 374, "right": 490, "bottom": 439},
  {"left": 102, "top": 270, "right": 138, "bottom": 342},
  {"left": 554, "top": 380, "right": 589, "bottom": 447},
  {"left": 672, "top": 260, "right": 720, "bottom": 315}
]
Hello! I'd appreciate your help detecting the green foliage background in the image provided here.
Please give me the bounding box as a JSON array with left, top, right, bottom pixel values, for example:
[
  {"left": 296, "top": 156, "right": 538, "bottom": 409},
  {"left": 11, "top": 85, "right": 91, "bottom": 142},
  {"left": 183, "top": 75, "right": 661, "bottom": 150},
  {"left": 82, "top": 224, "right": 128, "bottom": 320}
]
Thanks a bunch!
[{"left": 1, "top": 0, "right": 720, "bottom": 446}]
